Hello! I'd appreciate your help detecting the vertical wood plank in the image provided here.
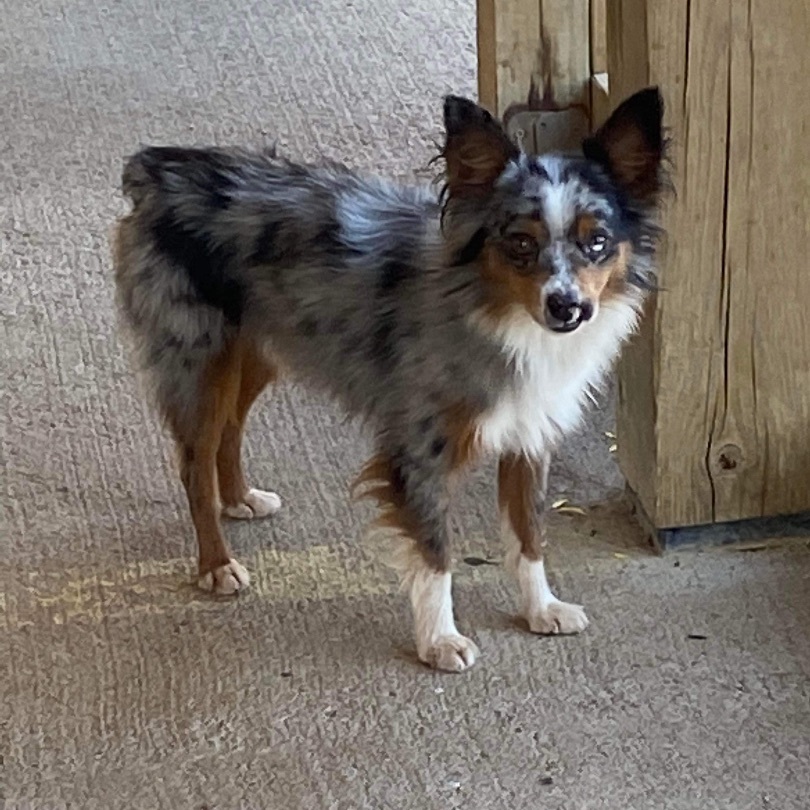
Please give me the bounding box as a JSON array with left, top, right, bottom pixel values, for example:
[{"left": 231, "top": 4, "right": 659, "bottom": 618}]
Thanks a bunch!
[
  {"left": 613, "top": 0, "right": 810, "bottom": 530},
  {"left": 537, "top": 0, "right": 591, "bottom": 106},
  {"left": 753, "top": 0, "right": 810, "bottom": 516},
  {"left": 590, "top": 0, "right": 607, "bottom": 74},
  {"left": 590, "top": 72, "right": 610, "bottom": 127},
  {"left": 476, "top": 0, "right": 591, "bottom": 119},
  {"left": 604, "top": 0, "right": 650, "bottom": 102},
  {"left": 589, "top": 0, "right": 609, "bottom": 127},
  {"left": 477, "top": 0, "right": 499, "bottom": 111},
  {"left": 713, "top": 0, "right": 810, "bottom": 521},
  {"left": 612, "top": 0, "right": 731, "bottom": 528},
  {"left": 495, "top": 0, "right": 542, "bottom": 114},
  {"left": 608, "top": 0, "right": 659, "bottom": 519},
  {"left": 709, "top": 0, "right": 757, "bottom": 522},
  {"left": 652, "top": 1, "right": 731, "bottom": 527}
]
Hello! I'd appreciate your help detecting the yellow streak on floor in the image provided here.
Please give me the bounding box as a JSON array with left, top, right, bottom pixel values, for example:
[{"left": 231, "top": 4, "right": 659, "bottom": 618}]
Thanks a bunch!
[{"left": 4, "top": 543, "right": 493, "bottom": 630}]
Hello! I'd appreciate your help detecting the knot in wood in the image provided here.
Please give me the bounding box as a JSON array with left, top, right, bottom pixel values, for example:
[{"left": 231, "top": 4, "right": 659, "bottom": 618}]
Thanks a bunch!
[{"left": 716, "top": 444, "right": 743, "bottom": 472}]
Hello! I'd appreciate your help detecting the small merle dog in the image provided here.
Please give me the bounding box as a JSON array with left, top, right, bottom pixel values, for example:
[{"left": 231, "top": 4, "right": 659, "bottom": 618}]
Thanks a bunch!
[{"left": 113, "top": 88, "right": 666, "bottom": 671}]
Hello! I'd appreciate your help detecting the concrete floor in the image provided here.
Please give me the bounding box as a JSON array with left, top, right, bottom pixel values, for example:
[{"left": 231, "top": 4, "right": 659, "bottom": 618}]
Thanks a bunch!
[{"left": 2, "top": 0, "right": 809, "bottom": 807}]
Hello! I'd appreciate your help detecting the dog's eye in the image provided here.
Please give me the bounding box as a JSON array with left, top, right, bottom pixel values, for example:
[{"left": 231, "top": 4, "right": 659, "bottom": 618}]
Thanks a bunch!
[
  {"left": 503, "top": 233, "right": 538, "bottom": 261},
  {"left": 580, "top": 231, "right": 611, "bottom": 261}
]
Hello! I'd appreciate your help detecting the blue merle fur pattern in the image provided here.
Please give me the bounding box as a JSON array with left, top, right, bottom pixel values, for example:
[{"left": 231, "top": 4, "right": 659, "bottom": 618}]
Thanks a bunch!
[{"left": 113, "top": 88, "right": 667, "bottom": 655}]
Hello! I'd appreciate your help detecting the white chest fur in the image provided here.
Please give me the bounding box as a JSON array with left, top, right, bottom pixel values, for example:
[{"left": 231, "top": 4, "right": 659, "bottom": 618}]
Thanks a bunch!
[{"left": 476, "top": 301, "right": 639, "bottom": 458}]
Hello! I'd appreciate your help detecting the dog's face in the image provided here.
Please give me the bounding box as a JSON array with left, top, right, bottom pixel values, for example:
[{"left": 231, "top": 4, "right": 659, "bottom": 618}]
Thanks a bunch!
[{"left": 442, "top": 88, "right": 666, "bottom": 333}]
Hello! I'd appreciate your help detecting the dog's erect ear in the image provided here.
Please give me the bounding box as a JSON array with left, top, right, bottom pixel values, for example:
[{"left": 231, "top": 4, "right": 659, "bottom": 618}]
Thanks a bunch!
[
  {"left": 442, "top": 96, "right": 519, "bottom": 199},
  {"left": 582, "top": 87, "right": 665, "bottom": 206}
]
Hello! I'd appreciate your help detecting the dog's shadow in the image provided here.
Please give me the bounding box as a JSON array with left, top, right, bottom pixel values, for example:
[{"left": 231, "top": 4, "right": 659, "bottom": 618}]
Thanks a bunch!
[{"left": 176, "top": 574, "right": 420, "bottom": 672}]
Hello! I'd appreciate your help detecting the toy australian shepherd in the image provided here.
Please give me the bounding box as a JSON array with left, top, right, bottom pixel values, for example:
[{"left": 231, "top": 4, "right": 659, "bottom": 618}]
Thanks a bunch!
[{"left": 113, "top": 87, "right": 666, "bottom": 671}]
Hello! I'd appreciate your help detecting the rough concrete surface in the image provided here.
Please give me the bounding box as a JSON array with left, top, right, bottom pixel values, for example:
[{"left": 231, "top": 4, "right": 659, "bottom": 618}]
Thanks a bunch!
[{"left": 1, "top": 1, "right": 809, "bottom": 808}]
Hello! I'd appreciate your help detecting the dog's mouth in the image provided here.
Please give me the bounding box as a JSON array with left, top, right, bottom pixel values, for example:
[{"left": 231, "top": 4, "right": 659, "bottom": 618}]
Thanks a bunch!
[
  {"left": 542, "top": 300, "right": 594, "bottom": 334},
  {"left": 548, "top": 318, "right": 584, "bottom": 333}
]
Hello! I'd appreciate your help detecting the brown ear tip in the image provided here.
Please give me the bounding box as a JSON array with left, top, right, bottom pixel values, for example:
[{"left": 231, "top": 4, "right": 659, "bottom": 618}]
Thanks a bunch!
[
  {"left": 603, "top": 86, "right": 665, "bottom": 151},
  {"left": 581, "top": 134, "right": 607, "bottom": 166},
  {"left": 443, "top": 95, "right": 493, "bottom": 136},
  {"left": 630, "top": 86, "right": 665, "bottom": 122},
  {"left": 582, "top": 87, "right": 668, "bottom": 204}
]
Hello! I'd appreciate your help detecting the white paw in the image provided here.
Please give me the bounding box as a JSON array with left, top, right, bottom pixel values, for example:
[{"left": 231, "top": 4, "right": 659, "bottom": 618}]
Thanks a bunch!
[
  {"left": 198, "top": 559, "right": 250, "bottom": 595},
  {"left": 420, "top": 634, "right": 480, "bottom": 673},
  {"left": 528, "top": 600, "right": 589, "bottom": 635},
  {"left": 222, "top": 488, "right": 281, "bottom": 519},
  {"left": 222, "top": 502, "right": 254, "bottom": 519}
]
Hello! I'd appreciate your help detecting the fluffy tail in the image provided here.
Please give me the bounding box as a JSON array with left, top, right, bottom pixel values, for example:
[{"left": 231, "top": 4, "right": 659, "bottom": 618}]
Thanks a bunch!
[
  {"left": 121, "top": 148, "right": 163, "bottom": 207},
  {"left": 123, "top": 145, "right": 211, "bottom": 204}
]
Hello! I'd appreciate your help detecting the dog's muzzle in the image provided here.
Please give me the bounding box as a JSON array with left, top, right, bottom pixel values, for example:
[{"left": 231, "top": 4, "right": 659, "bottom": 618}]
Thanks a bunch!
[{"left": 544, "top": 291, "right": 594, "bottom": 333}]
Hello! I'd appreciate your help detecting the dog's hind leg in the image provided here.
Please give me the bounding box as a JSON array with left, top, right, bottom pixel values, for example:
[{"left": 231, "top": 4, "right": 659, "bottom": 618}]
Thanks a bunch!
[
  {"left": 171, "top": 346, "right": 250, "bottom": 595},
  {"left": 217, "top": 341, "right": 281, "bottom": 520}
]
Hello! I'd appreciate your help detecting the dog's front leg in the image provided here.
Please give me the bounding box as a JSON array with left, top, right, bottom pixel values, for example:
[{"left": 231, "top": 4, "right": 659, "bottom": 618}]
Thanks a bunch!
[
  {"left": 362, "top": 450, "right": 479, "bottom": 672},
  {"left": 498, "top": 452, "right": 589, "bottom": 635},
  {"left": 406, "top": 548, "right": 479, "bottom": 673}
]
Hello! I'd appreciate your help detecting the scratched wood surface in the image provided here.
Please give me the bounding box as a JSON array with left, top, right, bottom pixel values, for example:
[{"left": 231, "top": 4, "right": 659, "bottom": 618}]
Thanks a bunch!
[
  {"left": 609, "top": 0, "right": 810, "bottom": 528},
  {"left": 476, "top": 0, "right": 590, "bottom": 118}
]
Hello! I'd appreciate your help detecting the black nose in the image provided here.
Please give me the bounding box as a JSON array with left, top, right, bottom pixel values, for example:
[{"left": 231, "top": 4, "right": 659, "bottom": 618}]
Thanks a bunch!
[
  {"left": 545, "top": 292, "right": 593, "bottom": 332},
  {"left": 546, "top": 291, "right": 580, "bottom": 323}
]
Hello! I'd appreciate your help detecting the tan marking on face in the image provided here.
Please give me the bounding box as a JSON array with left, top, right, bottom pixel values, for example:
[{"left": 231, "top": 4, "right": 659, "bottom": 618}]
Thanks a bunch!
[
  {"left": 575, "top": 241, "right": 632, "bottom": 304},
  {"left": 574, "top": 213, "right": 599, "bottom": 243},
  {"left": 480, "top": 219, "right": 550, "bottom": 319}
]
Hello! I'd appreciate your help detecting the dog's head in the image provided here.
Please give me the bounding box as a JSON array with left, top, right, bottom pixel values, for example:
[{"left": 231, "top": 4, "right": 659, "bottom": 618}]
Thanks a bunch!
[{"left": 440, "top": 88, "right": 667, "bottom": 334}]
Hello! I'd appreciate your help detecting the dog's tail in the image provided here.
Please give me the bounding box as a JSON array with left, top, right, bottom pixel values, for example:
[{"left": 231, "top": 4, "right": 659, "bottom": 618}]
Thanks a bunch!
[
  {"left": 122, "top": 144, "right": 282, "bottom": 210},
  {"left": 123, "top": 146, "right": 210, "bottom": 207},
  {"left": 122, "top": 146, "right": 208, "bottom": 206},
  {"left": 121, "top": 148, "right": 165, "bottom": 207}
]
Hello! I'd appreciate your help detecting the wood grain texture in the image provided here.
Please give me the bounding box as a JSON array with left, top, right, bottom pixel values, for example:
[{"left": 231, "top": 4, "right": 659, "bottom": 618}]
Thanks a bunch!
[
  {"left": 476, "top": 0, "right": 499, "bottom": 111},
  {"left": 716, "top": 0, "right": 810, "bottom": 521},
  {"left": 590, "top": 0, "right": 607, "bottom": 74},
  {"left": 612, "top": 0, "right": 810, "bottom": 529},
  {"left": 610, "top": 0, "right": 689, "bottom": 525},
  {"left": 537, "top": 0, "right": 590, "bottom": 107},
  {"left": 494, "top": 0, "right": 542, "bottom": 114},
  {"left": 590, "top": 72, "right": 610, "bottom": 127},
  {"left": 477, "top": 0, "right": 590, "bottom": 120}
]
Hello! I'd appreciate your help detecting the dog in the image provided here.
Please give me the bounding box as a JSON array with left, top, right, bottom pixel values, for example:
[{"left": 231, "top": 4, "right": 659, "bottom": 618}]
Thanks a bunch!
[{"left": 112, "top": 87, "right": 666, "bottom": 672}]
